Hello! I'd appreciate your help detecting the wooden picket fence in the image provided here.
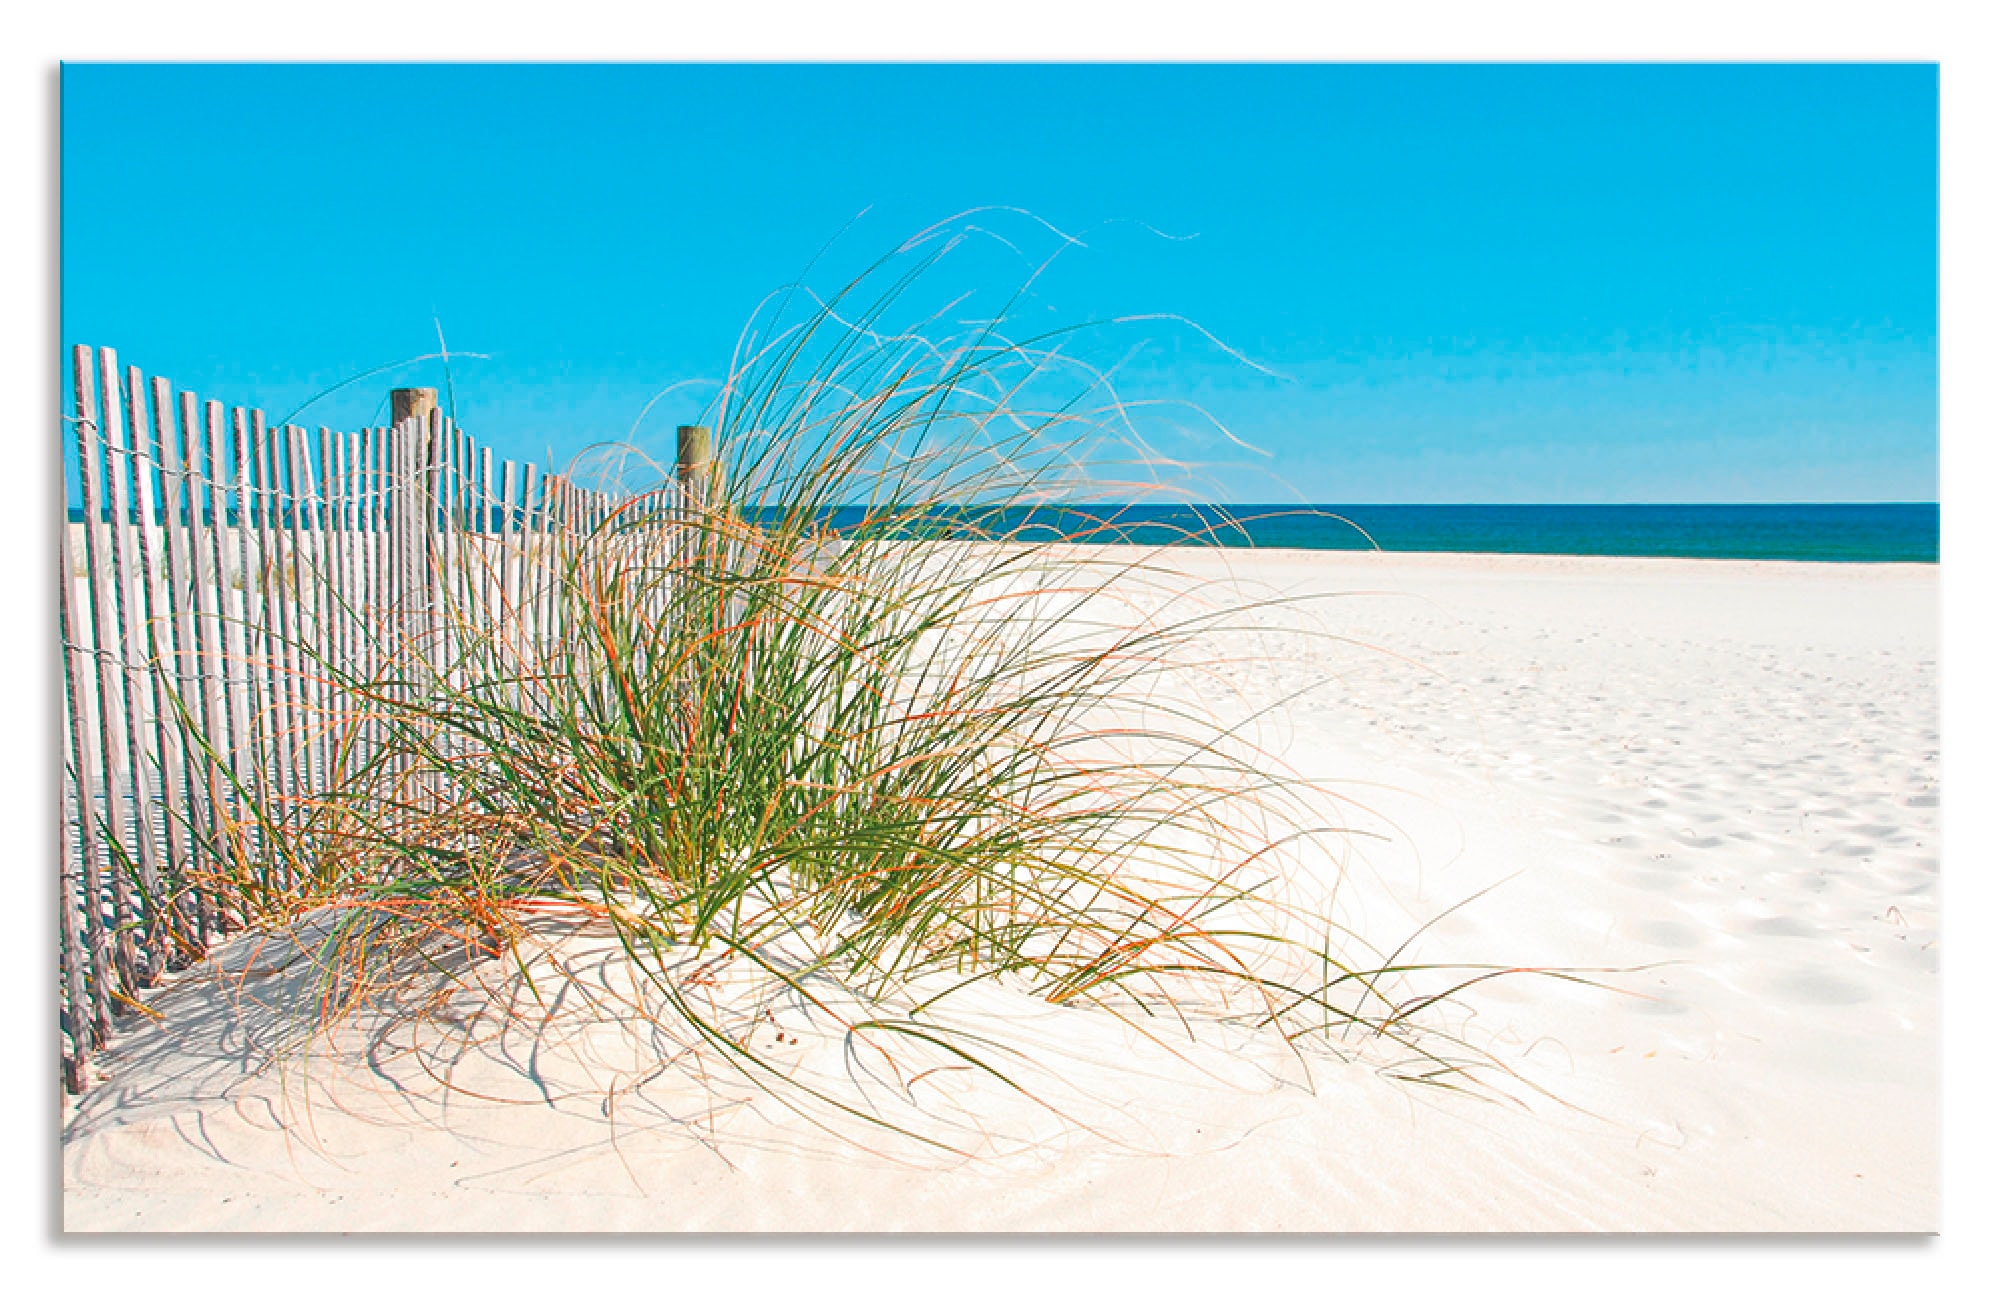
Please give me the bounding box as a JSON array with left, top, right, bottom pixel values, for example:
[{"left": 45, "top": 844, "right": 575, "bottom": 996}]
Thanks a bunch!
[{"left": 56, "top": 343, "right": 657, "bottom": 1094}]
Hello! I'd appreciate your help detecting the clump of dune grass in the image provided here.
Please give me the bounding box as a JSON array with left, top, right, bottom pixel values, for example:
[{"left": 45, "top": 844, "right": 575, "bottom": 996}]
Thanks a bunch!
[{"left": 182, "top": 225, "right": 1553, "bottom": 1155}]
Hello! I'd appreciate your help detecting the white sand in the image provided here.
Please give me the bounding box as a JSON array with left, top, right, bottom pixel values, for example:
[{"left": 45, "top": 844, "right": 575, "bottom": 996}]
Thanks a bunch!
[{"left": 60, "top": 550, "right": 1939, "bottom": 1232}]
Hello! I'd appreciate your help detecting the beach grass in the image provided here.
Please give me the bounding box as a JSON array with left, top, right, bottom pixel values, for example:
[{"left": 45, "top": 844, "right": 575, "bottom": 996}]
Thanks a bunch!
[{"left": 159, "top": 232, "right": 1551, "bottom": 1154}]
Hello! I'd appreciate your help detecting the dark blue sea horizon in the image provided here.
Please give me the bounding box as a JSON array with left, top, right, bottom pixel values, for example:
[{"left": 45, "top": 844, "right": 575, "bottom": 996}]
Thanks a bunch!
[
  {"left": 65, "top": 501, "right": 1942, "bottom": 564},
  {"left": 830, "top": 502, "right": 1940, "bottom": 564}
]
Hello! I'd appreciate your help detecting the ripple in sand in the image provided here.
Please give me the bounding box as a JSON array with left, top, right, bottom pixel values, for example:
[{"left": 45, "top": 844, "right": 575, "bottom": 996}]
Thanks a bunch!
[
  {"left": 1747, "top": 915, "right": 1817, "bottom": 939},
  {"left": 1885, "top": 942, "right": 1940, "bottom": 974},
  {"left": 1631, "top": 920, "right": 1704, "bottom": 950},
  {"left": 1768, "top": 971, "right": 1872, "bottom": 1006}
]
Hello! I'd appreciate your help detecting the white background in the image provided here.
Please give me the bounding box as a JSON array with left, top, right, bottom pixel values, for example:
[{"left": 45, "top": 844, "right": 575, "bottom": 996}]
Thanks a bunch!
[{"left": 5, "top": 3, "right": 1992, "bottom": 1290}]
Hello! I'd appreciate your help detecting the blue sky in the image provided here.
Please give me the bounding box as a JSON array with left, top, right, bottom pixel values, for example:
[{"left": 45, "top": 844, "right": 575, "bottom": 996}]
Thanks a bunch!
[{"left": 60, "top": 63, "right": 1937, "bottom": 503}]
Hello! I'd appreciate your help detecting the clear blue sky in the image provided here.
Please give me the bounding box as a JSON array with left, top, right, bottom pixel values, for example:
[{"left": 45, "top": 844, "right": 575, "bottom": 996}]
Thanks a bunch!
[{"left": 60, "top": 63, "right": 1937, "bottom": 503}]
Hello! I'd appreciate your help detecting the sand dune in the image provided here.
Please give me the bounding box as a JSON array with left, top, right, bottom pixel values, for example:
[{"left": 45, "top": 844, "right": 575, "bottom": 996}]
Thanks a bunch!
[{"left": 61, "top": 550, "right": 1939, "bottom": 1231}]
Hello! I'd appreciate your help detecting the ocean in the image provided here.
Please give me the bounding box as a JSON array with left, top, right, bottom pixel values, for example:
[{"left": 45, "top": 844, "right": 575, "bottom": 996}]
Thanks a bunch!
[
  {"left": 829, "top": 502, "right": 1940, "bottom": 564},
  {"left": 67, "top": 501, "right": 1940, "bottom": 564}
]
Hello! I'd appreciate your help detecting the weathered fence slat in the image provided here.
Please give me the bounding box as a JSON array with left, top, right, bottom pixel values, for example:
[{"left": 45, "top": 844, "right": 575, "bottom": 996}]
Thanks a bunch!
[
  {"left": 500, "top": 459, "right": 521, "bottom": 628},
  {"left": 127, "top": 365, "right": 195, "bottom": 963},
  {"left": 479, "top": 446, "right": 498, "bottom": 637},
  {"left": 57, "top": 764, "right": 88, "bottom": 1091},
  {"left": 102, "top": 350, "right": 173, "bottom": 984},
  {"left": 160, "top": 380, "right": 218, "bottom": 945},
  {"left": 358, "top": 428, "right": 383, "bottom": 764},
  {"left": 314, "top": 427, "right": 342, "bottom": 798},
  {"left": 227, "top": 406, "right": 273, "bottom": 884},
  {"left": 61, "top": 360, "right": 661, "bottom": 1094},
  {"left": 426, "top": 412, "right": 448, "bottom": 682},
  {"left": 453, "top": 421, "right": 477, "bottom": 648},
  {"left": 282, "top": 422, "right": 321, "bottom": 836},
  {"left": 196, "top": 398, "right": 244, "bottom": 924},
  {"left": 75, "top": 348, "right": 142, "bottom": 995},
  {"left": 254, "top": 411, "right": 303, "bottom": 871},
  {"left": 58, "top": 387, "right": 114, "bottom": 1053}
]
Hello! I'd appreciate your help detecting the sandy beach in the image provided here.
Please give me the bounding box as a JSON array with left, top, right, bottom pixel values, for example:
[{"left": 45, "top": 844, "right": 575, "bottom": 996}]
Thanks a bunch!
[{"left": 60, "top": 548, "right": 1939, "bottom": 1232}]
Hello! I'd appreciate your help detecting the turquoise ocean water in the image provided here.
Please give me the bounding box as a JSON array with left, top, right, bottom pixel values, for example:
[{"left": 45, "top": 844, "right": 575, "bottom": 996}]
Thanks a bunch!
[
  {"left": 70, "top": 502, "right": 1940, "bottom": 564},
  {"left": 835, "top": 503, "right": 1939, "bottom": 563}
]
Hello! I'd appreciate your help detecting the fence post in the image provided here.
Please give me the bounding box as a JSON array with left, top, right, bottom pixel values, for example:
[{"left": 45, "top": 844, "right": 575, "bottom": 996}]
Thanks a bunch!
[
  {"left": 675, "top": 425, "right": 714, "bottom": 606},
  {"left": 387, "top": 388, "right": 436, "bottom": 659},
  {"left": 676, "top": 424, "right": 713, "bottom": 503},
  {"left": 391, "top": 388, "right": 438, "bottom": 428}
]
